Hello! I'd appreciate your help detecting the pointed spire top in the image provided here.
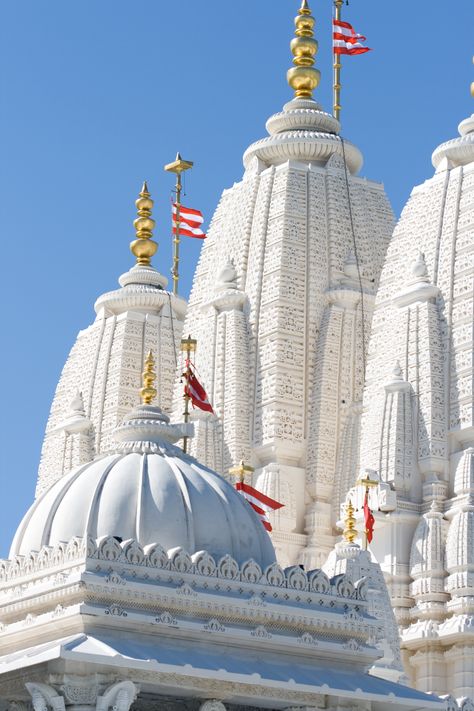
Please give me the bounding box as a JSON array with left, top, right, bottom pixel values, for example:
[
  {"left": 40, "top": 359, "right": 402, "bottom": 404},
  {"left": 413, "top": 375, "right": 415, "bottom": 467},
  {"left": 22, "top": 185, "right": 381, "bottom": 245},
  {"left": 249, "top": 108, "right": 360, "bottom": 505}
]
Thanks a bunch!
[
  {"left": 287, "top": 0, "right": 320, "bottom": 99},
  {"left": 229, "top": 460, "right": 254, "bottom": 484},
  {"left": 471, "top": 55, "right": 474, "bottom": 98},
  {"left": 131, "top": 182, "right": 158, "bottom": 267},
  {"left": 343, "top": 499, "right": 357, "bottom": 544},
  {"left": 140, "top": 350, "right": 157, "bottom": 405}
]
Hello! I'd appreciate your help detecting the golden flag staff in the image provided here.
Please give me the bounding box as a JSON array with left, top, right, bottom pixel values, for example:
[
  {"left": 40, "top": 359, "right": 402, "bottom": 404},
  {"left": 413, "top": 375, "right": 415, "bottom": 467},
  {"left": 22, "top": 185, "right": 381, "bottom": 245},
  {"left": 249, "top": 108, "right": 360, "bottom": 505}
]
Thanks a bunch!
[
  {"left": 333, "top": 0, "right": 343, "bottom": 121},
  {"left": 164, "top": 153, "right": 193, "bottom": 296},
  {"left": 180, "top": 334, "right": 197, "bottom": 454}
]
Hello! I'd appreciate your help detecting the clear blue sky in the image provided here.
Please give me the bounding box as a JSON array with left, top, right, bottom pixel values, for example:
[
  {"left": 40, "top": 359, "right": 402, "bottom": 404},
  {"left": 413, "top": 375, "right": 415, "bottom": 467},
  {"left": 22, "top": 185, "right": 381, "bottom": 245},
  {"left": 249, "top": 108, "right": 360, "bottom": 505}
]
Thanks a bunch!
[{"left": 0, "top": 0, "right": 472, "bottom": 557}]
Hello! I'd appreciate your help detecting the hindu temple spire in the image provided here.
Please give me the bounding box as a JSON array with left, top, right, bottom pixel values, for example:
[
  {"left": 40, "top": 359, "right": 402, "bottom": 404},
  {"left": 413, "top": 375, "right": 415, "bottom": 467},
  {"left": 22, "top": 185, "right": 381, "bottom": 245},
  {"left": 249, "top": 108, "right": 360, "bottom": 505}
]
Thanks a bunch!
[{"left": 287, "top": 0, "right": 320, "bottom": 99}]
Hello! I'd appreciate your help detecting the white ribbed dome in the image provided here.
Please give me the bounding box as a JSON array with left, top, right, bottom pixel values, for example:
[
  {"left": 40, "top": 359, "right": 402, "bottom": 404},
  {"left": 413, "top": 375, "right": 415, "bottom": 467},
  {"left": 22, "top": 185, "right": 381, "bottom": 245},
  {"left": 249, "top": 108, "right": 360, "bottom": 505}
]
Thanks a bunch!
[{"left": 11, "top": 405, "right": 276, "bottom": 568}]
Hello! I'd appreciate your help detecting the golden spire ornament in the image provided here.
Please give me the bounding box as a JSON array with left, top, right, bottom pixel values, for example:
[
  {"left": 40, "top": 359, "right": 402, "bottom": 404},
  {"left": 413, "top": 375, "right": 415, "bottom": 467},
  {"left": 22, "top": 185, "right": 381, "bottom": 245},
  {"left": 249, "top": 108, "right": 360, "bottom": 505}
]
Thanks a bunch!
[
  {"left": 471, "top": 55, "right": 474, "bottom": 98},
  {"left": 140, "top": 350, "right": 157, "bottom": 405},
  {"left": 130, "top": 181, "right": 158, "bottom": 267},
  {"left": 229, "top": 460, "right": 254, "bottom": 484},
  {"left": 342, "top": 499, "right": 357, "bottom": 544},
  {"left": 287, "top": 0, "right": 320, "bottom": 99}
]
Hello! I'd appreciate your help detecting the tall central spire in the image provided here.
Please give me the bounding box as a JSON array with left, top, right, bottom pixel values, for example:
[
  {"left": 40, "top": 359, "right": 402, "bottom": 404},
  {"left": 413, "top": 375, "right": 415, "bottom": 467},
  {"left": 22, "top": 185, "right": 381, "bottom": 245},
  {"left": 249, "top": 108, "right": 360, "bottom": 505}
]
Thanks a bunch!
[{"left": 287, "top": 0, "right": 320, "bottom": 99}]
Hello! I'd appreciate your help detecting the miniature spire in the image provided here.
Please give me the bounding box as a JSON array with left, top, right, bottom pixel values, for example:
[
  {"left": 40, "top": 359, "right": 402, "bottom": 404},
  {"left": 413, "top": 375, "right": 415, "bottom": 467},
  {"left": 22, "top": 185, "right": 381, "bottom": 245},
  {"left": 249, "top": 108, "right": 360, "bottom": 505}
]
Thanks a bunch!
[
  {"left": 140, "top": 350, "right": 157, "bottom": 405},
  {"left": 287, "top": 0, "right": 320, "bottom": 99},
  {"left": 130, "top": 182, "right": 158, "bottom": 267},
  {"left": 343, "top": 498, "right": 357, "bottom": 544}
]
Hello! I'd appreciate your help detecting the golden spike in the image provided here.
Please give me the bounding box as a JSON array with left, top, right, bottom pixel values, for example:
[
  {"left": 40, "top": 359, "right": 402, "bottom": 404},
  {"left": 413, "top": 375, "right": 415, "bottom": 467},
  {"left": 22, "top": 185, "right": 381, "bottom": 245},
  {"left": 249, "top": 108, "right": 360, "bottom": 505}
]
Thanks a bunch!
[
  {"left": 130, "top": 182, "right": 158, "bottom": 267},
  {"left": 140, "top": 350, "right": 157, "bottom": 405},
  {"left": 343, "top": 499, "right": 357, "bottom": 544},
  {"left": 229, "top": 460, "right": 254, "bottom": 484},
  {"left": 287, "top": 0, "right": 321, "bottom": 99},
  {"left": 471, "top": 56, "right": 474, "bottom": 98}
]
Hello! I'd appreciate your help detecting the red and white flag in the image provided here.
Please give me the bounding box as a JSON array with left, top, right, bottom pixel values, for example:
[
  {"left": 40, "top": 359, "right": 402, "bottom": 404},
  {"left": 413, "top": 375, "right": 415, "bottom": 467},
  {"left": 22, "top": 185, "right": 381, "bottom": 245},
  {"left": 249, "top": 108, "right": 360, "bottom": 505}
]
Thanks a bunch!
[
  {"left": 363, "top": 490, "right": 375, "bottom": 544},
  {"left": 333, "top": 19, "right": 371, "bottom": 55},
  {"left": 184, "top": 362, "right": 214, "bottom": 413},
  {"left": 172, "top": 203, "right": 206, "bottom": 239},
  {"left": 235, "top": 481, "right": 284, "bottom": 532}
]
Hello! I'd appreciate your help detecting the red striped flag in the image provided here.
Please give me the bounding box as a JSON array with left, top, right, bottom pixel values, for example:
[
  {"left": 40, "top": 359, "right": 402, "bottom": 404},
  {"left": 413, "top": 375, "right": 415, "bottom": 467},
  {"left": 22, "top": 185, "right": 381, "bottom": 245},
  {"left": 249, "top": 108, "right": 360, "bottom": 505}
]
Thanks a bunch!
[
  {"left": 235, "top": 481, "right": 284, "bottom": 532},
  {"left": 333, "top": 19, "right": 371, "bottom": 55},
  {"left": 184, "top": 362, "right": 214, "bottom": 413},
  {"left": 172, "top": 203, "right": 206, "bottom": 239},
  {"left": 363, "top": 490, "right": 375, "bottom": 543}
]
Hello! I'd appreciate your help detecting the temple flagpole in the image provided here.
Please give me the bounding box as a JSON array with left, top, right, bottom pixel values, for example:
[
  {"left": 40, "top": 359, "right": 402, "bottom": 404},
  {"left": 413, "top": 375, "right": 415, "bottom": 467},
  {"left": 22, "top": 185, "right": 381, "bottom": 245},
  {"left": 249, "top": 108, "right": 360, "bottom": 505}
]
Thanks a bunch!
[
  {"left": 333, "top": 0, "right": 343, "bottom": 121},
  {"left": 164, "top": 153, "right": 193, "bottom": 296},
  {"left": 180, "top": 334, "right": 197, "bottom": 453}
]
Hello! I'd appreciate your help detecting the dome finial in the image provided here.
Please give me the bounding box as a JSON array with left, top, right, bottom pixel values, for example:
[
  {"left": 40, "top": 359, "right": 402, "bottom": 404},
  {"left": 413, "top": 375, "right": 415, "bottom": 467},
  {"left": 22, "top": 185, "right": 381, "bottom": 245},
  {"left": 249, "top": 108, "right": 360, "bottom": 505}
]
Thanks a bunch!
[
  {"left": 287, "top": 0, "right": 320, "bottom": 99},
  {"left": 471, "top": 55, "right": 474, "bottom": 98},
  {"left": 343, "top": 498, "right": 357, "bottom": 544},
  {"left": 131, "top": 182, "right": 158, "bottom": 267},
  {"left": 140, "top": 350, "right": 157, "bottom": 405}
]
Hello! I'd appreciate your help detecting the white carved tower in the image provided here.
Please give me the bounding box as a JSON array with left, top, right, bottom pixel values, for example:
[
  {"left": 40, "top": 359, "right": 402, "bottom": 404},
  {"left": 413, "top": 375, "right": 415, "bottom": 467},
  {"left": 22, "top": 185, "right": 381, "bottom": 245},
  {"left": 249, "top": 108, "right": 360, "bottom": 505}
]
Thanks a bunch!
[
  {"left": 174, "top": 1, "right": 395, "bottom": 566},
  {"left": 357, "top": 91, "right": 474, "bottom": 696},
  {"left": 36, "top": 183, "right": 186, "bottom": 496}
]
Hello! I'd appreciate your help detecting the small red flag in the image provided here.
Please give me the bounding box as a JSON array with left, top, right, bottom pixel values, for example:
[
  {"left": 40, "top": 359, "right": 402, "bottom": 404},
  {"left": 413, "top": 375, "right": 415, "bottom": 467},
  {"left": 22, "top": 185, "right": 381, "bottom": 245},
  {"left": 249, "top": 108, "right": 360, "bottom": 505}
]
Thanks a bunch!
[
  {"left": 363, "top": 490, "right": 375, "bottom": 543},
  {"left": 172, "top": 203, "right": 206, "bottom": 239},
  {"left": 333, "top": 19, "right": 371, "bottom": 55},
  {"left": 235, "top": 481, "right": 284, "bottom": 532},
  {"left": 184, "top": 362, "right": 214, "bottom": 413}
]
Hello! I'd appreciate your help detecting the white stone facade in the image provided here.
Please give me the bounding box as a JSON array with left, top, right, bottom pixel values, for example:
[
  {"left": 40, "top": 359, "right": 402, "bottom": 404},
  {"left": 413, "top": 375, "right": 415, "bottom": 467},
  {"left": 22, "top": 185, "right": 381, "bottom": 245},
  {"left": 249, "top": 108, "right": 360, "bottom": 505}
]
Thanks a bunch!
[
  {"left": 357, "top": 113, "right": 474, "bottom": 697},
  {"left": 36, "top": 262, "right": 186, "bottom": 497},
  {"left": 0, "top": 533, "right": 442, "bottom": 711},
  {"left": 173, "top": 96, "right": 394, "bottom": 567}
]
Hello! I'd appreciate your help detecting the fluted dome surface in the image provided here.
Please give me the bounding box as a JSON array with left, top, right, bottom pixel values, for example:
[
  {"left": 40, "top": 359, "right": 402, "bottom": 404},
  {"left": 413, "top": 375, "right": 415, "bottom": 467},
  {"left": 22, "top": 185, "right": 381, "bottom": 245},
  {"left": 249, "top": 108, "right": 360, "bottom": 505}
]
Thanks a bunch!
[{"left": 11, "top": 405, "right": 276, "bottom": 569}]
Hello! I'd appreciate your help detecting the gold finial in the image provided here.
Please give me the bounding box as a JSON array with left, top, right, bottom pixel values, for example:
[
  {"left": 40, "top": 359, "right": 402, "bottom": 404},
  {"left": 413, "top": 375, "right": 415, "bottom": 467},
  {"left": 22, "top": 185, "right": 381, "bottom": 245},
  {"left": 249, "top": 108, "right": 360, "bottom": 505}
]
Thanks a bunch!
[
  {"left": 471, "top": 56, "right": 474, "bottom": 98},
  {"left": 180, "top": 334, "right": 197, "bottom": 354},
  {"left": 229, "top": 460, "right": 254, "bottom": 484},
  {"left": 130, "top": 181, "right": 158, "bottom": 267},
  {"left": 287, "top": 0, "right": 321, "bottom": 99},
  {"left": 343, "top": 499, "right": 357, "bottom": 544},
  {"left": 140, "top": 350, "right": 157, "bottom": 405}
]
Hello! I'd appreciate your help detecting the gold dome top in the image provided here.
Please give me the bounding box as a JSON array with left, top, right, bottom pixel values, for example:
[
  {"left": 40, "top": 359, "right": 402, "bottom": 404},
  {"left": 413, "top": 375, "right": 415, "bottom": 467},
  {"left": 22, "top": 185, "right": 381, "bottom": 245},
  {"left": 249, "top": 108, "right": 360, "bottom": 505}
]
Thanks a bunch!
[
  {"left": 287, "top": 0, "right": 320, "bottom": 99},
  {"left": 130, "top": 181, "right": 158, "bottom": 267},
  {"left": 343, "top": 499, "right": 357, "bottom": 544},
  {"left": 140, "top": 350, "right": 157, "bottom": 405},
  {"left": 471, "top": 55, "right": 474, "bottom": 98}
]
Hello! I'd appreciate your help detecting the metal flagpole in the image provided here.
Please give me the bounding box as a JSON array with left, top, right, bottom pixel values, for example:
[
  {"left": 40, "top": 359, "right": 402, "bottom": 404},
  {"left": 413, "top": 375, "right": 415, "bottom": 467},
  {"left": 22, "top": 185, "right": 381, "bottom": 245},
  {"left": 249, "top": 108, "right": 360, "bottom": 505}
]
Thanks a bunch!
[
  {"left": 164, "top": 153, "right": 193, "bottom": 296},
  {"left": 333, "top": 0, "right": 343, "bottom": 121},
  {"left": 180, "top": 334, "right": 197, "bottom": 453}
]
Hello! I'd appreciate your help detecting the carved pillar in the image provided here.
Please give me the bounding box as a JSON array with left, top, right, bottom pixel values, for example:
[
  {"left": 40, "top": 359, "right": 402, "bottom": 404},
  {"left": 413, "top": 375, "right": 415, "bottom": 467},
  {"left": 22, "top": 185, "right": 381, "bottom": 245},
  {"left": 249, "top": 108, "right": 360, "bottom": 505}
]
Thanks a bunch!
[{"left": 408, "top": 649, "right": 447, "bottom": 696}]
